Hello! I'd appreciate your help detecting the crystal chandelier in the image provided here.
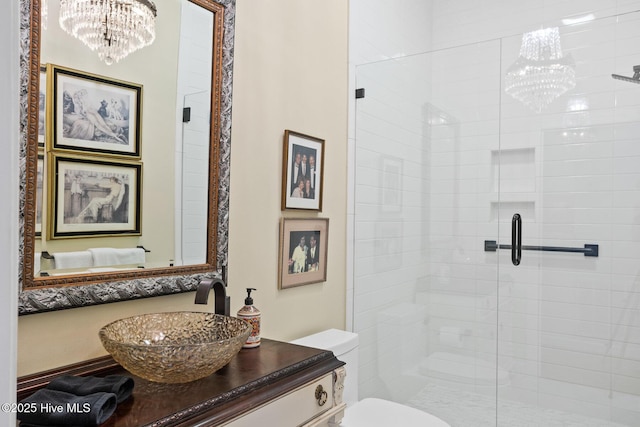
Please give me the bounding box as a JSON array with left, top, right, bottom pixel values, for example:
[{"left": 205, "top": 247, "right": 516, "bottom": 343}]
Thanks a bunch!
[
  {"left": 504, "top": 27, "right": 576, "bottom": 113},
  {"left": 59, "top": 0, "right": 158, "bottom": 65}
]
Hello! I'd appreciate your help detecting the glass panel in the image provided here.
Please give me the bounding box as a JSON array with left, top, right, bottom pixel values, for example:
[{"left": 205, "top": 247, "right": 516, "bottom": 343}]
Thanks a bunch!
[
  {"left": 354, "top": 39, "right": 502, "bottom": 426},
  {"left": 497, "top": 12, "right": 640, "bottom": 426},
  {"left": 174, "top": 0, "right": 214, "bottom": 267},
  {"left": 178, "top": 89, "right": 211, "bottom": 266},
  {"left": 354, "top": 10, "right": 640, "bottom": 427}
]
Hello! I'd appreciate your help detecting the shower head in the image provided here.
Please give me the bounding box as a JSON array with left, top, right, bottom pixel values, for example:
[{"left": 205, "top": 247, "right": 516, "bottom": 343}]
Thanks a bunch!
[{"left": 611, "top": 65, "right": 640, "bottom": 84}]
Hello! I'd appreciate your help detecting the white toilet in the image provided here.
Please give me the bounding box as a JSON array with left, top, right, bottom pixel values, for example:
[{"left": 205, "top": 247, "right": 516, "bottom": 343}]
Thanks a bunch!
[{"left": 290, "top": 329, "right": 450, "bottom": 427}]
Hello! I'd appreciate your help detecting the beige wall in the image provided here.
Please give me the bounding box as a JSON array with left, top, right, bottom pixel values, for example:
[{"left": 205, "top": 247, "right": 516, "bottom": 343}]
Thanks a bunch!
[
  {"left": 17, "top": 0, "right": 348, "bottom": 376},
  {"left": 228, "top": 0, "right": 348, "bottom": 342}
]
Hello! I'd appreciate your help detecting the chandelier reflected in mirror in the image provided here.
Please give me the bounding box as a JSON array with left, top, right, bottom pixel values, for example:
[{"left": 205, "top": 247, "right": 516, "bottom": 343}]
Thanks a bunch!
[
  {"left": 505, "top": 27, "right": 576, "bottom": 113},
  {"left": 59, "top": 0, "right": 158, "bottom": 65}
]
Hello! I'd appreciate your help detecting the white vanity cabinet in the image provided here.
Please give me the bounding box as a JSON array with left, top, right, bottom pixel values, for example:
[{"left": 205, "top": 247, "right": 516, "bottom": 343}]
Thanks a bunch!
[{"left": 225, "top": 371, "right": 346, "bottom": 427}]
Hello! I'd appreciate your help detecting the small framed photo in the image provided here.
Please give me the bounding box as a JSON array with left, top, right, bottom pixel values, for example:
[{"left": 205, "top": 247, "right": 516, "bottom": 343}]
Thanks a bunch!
[
  {"left": 48, "top": 154, "right": 142, "bottom": 239},
  {"left": 279, "top": 218, "right": 329, "bottom": 289},
  {"left": 48, "top": 64, "right": 142, "bottom": 158},
  {"left": 281, "top": 130, "right": 324, "bottom": 211}
]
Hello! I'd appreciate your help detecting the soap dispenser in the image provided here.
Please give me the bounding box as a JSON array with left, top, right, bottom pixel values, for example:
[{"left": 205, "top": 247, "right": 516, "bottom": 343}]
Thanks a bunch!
[{"left": 237, "top": 288, "right": 261, "bottom": 348}]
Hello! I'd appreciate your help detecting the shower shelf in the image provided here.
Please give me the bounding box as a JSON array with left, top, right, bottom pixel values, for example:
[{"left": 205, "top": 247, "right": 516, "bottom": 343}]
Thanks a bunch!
[{"left": 484, "top": 240, "right": 599, "bottom": 257}]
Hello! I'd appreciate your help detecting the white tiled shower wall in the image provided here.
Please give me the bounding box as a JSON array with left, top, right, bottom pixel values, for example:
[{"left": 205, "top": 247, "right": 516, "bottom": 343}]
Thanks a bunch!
[{"left": 349, "top": 1, "right": 640, "bottom": 425}]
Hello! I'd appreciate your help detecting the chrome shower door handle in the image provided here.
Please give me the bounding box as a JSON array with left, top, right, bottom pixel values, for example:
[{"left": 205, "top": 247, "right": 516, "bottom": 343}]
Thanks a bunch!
[{"left": 511, "top": 213, "right": 522, "bottom": 266}]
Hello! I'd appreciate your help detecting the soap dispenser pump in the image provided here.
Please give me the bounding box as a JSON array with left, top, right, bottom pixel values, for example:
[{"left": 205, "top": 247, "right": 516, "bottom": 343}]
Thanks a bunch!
[{"left": 237, "top": 288, "right": 260, "bottom": 348}]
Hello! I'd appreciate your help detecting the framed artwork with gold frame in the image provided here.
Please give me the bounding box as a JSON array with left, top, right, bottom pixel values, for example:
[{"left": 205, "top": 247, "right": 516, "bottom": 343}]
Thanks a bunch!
[
  {"left": 48, "top": 154, "right": 142, "bottom": 239},
  {"left": 48, "top": 64, "right": 142, "bottom": 158}
]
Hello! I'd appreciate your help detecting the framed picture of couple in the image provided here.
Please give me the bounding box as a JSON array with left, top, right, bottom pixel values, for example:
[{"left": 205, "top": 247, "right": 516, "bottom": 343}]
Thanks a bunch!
[
  {"left": 279, "top": 218, "right": 329, "bottom": 289},
  {"left": 281, "top": 130, "right": 324, "bottom": 211}
]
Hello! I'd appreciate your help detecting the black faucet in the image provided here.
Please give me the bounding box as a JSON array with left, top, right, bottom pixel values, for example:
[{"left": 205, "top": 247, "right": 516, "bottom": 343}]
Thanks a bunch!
[{"left": 194, "top": 277, "right": 230, "bottom": 316}]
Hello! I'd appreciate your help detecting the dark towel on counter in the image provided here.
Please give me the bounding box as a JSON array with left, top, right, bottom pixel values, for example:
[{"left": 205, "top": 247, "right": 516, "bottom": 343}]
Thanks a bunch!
[
  {"left": 19, "top": 424, "right": 85, "bottom": 427},
  {"left": 20, "top": 423, "right": 87, "bottom": 427},
  {"left": 18, "top": 389, "right": 117, "bottom": 426},
  {"left": 47, "top": 374, "right": 134, "bottom": 403}
]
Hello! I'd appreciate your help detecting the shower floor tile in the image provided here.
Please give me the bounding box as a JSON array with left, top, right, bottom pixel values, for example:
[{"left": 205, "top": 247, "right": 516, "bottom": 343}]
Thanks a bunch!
[{"left": 408, "top": 383, "right": 630, "bottom": 427}]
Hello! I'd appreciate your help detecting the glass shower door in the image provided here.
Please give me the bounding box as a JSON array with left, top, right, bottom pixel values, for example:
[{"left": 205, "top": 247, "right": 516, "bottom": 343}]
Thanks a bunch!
[
  {"left": 354, "top": 10, "right": 640, "bottom": 427},
  {"left": 353, "top": 39, "right": 503, "bottom": 426},
  {"left": 177, "top": 90, "right": 211, "bottom": 266},
  {"left": 495, "top": 13, "right": 640, "bottom": 426}
]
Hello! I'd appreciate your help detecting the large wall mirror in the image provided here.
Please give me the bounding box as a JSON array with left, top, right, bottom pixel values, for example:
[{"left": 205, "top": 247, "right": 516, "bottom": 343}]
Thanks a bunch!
[{"left": 18, "top": 0, "right": 235, "bottom": 314}]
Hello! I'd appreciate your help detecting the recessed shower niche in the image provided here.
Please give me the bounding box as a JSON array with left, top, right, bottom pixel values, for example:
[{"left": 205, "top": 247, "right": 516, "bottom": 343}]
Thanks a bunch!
[
  {"left": 490, "top": 147, "right": 536, "bottom": 221},
  {"left": 491, "top": 147, "right": 536, "bottom": 193}
]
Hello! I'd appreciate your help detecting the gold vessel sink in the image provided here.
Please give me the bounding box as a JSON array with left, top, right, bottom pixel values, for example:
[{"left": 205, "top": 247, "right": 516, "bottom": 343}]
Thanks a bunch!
[{"left": 99, "top": 311, "right": 252, "bottom": 383}]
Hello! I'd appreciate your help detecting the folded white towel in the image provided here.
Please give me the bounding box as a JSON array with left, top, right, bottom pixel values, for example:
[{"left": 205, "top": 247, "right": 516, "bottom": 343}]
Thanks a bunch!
[
  {"left": 87, "top": 267, "right": 125, "bottom": 273},
  {"left": 52, "top": 251, "right": 94, "bottom": 269},
  {"left": 88, "top": 247, "right": 146, "bottom": 267}
]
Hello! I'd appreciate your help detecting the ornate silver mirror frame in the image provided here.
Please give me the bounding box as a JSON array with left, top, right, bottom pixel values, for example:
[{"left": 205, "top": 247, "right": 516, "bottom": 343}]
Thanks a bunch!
[{"left": 18, "top": 0, "right": 235, "bottom": 314}]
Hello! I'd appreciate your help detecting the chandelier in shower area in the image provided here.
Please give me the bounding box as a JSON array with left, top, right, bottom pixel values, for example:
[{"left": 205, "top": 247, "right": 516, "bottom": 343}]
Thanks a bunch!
[
  {"left": 504, "top": 27, "right": 576, "bottom": 113},
  {"left": 59, "top": 0, "right": 158, "bottom": 65}
]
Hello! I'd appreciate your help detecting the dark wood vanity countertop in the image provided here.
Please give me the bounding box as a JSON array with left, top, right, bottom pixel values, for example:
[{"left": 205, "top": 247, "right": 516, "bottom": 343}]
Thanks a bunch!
[{"left": 17, "top": 339, "right": 345, "bottom": 427}]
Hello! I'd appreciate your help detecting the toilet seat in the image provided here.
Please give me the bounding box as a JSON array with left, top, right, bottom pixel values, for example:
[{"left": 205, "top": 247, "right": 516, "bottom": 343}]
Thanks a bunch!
[{"left": 340, "top": 398, "right": 450, "bottom": 427}]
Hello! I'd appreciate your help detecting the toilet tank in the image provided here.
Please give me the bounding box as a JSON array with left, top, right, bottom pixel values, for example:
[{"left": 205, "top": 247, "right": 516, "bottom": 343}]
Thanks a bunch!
[{"left": 290, "top": 329, "right": 358, "bottom": 407}]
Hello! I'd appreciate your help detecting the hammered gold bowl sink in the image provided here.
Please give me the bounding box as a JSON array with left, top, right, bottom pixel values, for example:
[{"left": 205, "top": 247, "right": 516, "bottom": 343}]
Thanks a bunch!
[{"left": 99, "top": 312, "right": 252, "bottom": 384}]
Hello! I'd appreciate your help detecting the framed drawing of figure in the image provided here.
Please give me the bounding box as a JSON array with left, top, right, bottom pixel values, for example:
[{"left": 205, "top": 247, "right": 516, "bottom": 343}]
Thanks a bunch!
[
  {"left": 48, "top": 64, "right": 142, "bottom": 158},
  {"left": 281, "top": 130, "right": 324, "bottom": 211},
  {"left": 48, "top": 154, "right": 142, "bottom": 239}
]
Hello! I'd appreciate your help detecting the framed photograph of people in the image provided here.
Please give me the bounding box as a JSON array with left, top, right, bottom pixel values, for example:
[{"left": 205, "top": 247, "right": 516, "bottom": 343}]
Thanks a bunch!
[
  {"left": 48, "top": 64, "right": 142, "bottom": 158},
  {"left": 279, "top": 218, "right": 329, "bottom": 289},
  {"left": 281, "top": 130, "right": 324, "bottom": 211},
  {"left": 48, "top": 154, "right": 142, "bottom": 239}
]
